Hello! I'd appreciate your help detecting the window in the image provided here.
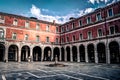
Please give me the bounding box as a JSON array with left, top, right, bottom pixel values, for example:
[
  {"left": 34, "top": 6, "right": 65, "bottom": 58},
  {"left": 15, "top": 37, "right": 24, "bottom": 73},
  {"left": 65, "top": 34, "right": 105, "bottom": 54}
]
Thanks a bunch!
[
  {"left": 36, "top": 23, "right": 39, "bottom": 30},
  {"left": 0, "top": 15, "right": 5, "bottom": 23},
  {"left": 0, "top": 29, "right": 4, "bottom": 38},
  {"left": 12, "top": 33, "right": 17, "bottom": 40},
  {"left": 79, "top": 20, "right": 82, "bottom": 27},
  {"left": 88, "top": 31, "right": 92, "bottom": 39},
  {"left": 0, "top": 15, "right": 4, "bottom": 20},
  {"left": 72, "top": 35, "right": 75, "bottom": 41},
  {"left": 46, "top": 25, "right": 49, "bottom": 32},
  {"left": 108, "top": 8, "right": 113, "bottom": 17},
  {"left": 66, "top": 25, "right": 69, "bottom": 31},
  {"left": 36, "top": 36, "right": 40, "bottom": 42},
  {"left": 98, "top": 29, "right": 103, "bottom": 37},
  {"left": 46, "top": 37, "right": 49, "bottom": 43},
  {"left": 25, "top": 21, "right": 29, "bottom": 28},
  {"left": 87, "top": 17, "right": 91, "bottom": 24},
  {"left": 56, "top": 38, "right": 58, "bottom": 44},
  {"left": 72, "top": 23, "right": 75, "bottom": 29},
  {"left": 109, "top": 26, "right": 118, "bottom": 35},
  {"left": 79, "top": 34, "right": 83, "bottom": 40},
  {"left": 96, "top": 13, "right": 101, "bottom": 21},
  {"left": 13, "top": 19, "right": 18, "bottom": 26},
  {"left": 56, "top": 27, "right": 58, "bottom": 33},
  {"left": 25, "top": 34, "right": 29, "bottom": 41},
  {"left": 61, "top": 27, "right": 64, "bottom": 32},
  {"left": 66, "top": 37, "right": 69, "bottom": 42}
]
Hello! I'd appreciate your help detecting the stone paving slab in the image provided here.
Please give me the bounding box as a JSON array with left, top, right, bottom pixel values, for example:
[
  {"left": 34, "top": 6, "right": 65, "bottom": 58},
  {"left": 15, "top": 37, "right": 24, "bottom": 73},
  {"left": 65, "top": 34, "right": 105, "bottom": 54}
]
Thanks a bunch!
[{"left": 0, "top": 62, "right": 120, "bottom": 80}]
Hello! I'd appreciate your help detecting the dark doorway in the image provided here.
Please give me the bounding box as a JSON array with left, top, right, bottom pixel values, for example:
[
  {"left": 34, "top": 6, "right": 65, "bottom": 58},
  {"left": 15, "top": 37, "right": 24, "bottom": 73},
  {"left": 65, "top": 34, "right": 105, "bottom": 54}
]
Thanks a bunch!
[
  {"left": 44, "top": 47, "right": 51, "bottom": 61},
  {"left": 66, "top": 46, "right": 70, "bottom": 61},
  {"left": 53, "top": 47, "right": 60, "bottom": 61},
  {"left": 109, "top": 41, "right": 120, "bottom": 63},
  {"left": 61, "top": 47, "right": 65, "bottom": 61},
  {"left": 97, "top": 43, "right": 106, "bottom": 63},
  {"left": 72, "top": 46, "right": 77, "bottom": 62},
  {"left": 33, "top": 46, "right": 42, "bottom": 61},
  {"left": 79, "top": 45, "right": 85, "bottom": 62},
  {"left": 8, "top": 45, "right": 18, "bottom": 61},
  {"left": 0, "top": 44, "right": 5, "bottom": 61},
  {"left": 21, "top": 46, "right": 30, "bottom": 61},
  {"left": 87, "top": 44, "right": 95, "bottom": 63}
]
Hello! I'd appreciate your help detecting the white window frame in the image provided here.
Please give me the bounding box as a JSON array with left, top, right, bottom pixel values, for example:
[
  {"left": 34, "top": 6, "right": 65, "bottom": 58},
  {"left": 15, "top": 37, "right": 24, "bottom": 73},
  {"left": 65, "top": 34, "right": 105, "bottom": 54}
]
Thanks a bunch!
[
  {"left": 72, "top": 23, "right": 75, "bottom": 29},
  {"left": 107, "top": 8, "right": 114, "bottom": 17},
  {"left": 79, "top": 20, "right": 82, "bottom": 27},
  {"left": 46, "top": 37, "right": 49, "bottom": 43},
  {"left": 25, "top": 21, "right": 29, "bottom": 28},
  {"left": 12, "top": 33, "right": 17, "bottom": 40},
  {"left": 97, "top": 28, "right": 103, "bottom": 37},
  {"left": 24, "top": 34, "right": 29, "bottom": 41},
  {"left": 56, "top": 38, "right": 59, "bottom": 44},
  {"left": 109, "top": 26, "right": 116, "bottom": 35},
  {"left": 36, "top": 23, "right": 40, "bottom": 30},
  {"left": 88, "top": 31, "right": 92, "bottom": 39},
  {"left": 96, "top": 13, "right": 101, "bottom": 21},
  {"left": 72, "top": 35, "right": 76, "bottom": 42},
  {"left": 0, "top": 29, "right": 4, "bottom": 38},
  {"left": 13, "top": 19, "right": 18, "bottom": 26},
  {"left": 79, "top": 33, "right": 83, "bottom": 40},
  {"left": 87, "top": 17, "right": 91, "bottom": 24},
  {"left": 46, "top": 25, "right": 49, "bottom": 32},
  {"left": 36, "top": 35, "right": 40, "bottom": 42}
]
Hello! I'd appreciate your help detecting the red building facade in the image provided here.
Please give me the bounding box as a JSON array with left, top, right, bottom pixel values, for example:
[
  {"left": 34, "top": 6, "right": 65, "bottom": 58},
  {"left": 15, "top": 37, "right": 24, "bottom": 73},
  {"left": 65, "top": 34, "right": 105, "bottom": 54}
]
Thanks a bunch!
[{"left": 0, "top": 1, "right": 120, "bottom": 63}]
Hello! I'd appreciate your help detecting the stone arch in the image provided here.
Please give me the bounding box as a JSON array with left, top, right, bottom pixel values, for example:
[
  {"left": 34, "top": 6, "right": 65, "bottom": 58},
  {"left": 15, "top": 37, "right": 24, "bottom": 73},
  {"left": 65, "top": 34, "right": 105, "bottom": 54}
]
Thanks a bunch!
[
  {"left": 66, "top": 46, "right": 70, "bottom": 61},
  {"left": 61, "top": 47, "right": 65, "bottom": 61},
  {"left": 87, "top": 44, "right": 95, "bottom": 63},
  {"left": 44, "top": 46, "right": 51, "bottom": 61},
  {"left": 79, "top": 44, "right": 85, "bottom": 62},
  {"left": 109, "top": 41, "right": 120, "bottom": 63},
  {"left": 21, "top": 45, "right": 30, "bottom": 61},
  {"left": 33, "top": 46, "right": 42, "bottom": 61},
  {"left": 53, "top": 47, "right": 60, "bottom": 61},
  {"left": 97, "top": 43, "right": 106, "bottom": 63},
  {"left": 8, "top": 45, "right": 18, "bottom": 61},
  {"left": 72, "top": 46, "right": 77, "bottom": 62},
  {"left": 0, "top": 44, "right": 5, "bottom": 61}
]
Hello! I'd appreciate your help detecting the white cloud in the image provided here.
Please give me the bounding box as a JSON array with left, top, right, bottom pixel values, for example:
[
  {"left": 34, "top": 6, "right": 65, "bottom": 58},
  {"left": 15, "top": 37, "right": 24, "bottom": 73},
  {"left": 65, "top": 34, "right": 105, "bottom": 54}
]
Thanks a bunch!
[
  {"left": 88, "top": 0, "right": 110, "bottom": 4},
  {"left": 30, "top": 4, "right": 94, "bottom": 24}
]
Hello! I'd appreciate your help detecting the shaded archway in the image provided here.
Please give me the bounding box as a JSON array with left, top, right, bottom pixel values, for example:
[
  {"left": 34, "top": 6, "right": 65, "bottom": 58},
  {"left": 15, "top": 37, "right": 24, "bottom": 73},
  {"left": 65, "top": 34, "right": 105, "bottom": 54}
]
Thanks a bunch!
[
  {"left": 66, "top": 46, "right": 70, "bottom": 61},
  {"left": 44, "top": 47, "right": 51, "bottom": 61},
  {"left": 97, "top": 43, "right": 106, "bottom": 63},
  {"left": 0, "top": 44, "right": 5, "bottom": 61},
  {"left": 8, "top": 45, "right": 18, "bottom": 61},
  {"left": 53, "top": 47, "right": 60, "bottom": 61},
  {"left": 61, "top": 47, "right": 65, "bottom": 61},
  {"left": 109, "top": 41, "right": 120, "bottom": 63},
  {"left": 21, "top": 46, "right": 30, "bottom": 61},
  {"left": 72, "top": 46, "right": 77, "bottom": 62},
  {"left": 87, "top": 44, "right": 95, "bottom": 63},
  {"left": 33, "top": 46, "right": 42, "bottom": 61},
  {"left": 79, "top": 45, "right": 85, "bottom": 62}
]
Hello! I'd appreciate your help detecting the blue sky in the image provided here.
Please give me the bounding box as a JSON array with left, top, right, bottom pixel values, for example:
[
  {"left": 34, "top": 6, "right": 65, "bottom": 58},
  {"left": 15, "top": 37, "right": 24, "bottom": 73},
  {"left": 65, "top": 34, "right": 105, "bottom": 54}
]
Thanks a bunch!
[{"left": 0, "top": 0, "right": 119, "bottom": 23}]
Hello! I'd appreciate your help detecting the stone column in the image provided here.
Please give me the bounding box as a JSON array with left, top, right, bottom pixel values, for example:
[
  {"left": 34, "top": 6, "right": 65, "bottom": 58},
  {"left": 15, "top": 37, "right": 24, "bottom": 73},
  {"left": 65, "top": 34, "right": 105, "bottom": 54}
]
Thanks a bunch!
[
  {"left": 85, "top": 46, "right": 88, "bottom": 63},
  {"left": 70, "top": 47, "right": 73, "bottom": 62},
  {"left": 65, "top": 48, "right": 67, "bottom": 61},
  {"left": 59, "top": 48, "right": 62, "bottom": 61},
  {"left": 106, "top": 45, "right": 110, "bottom": 64},
  {"left": 18, "top": 48, "right": 21, "bottom": 62},
  {"left": 95, "top": 46, "right": 98, "bottom": 63},
  {"left": 15, "top": 50, "right": 18, "bottom": 61},
  {"left": 30, "top": 47, "right": 33, "bottom": 62},
  {"left": 5, "top": 45, "right": 8, "bottom": 62},
  {"left": 41, "top": 47, "right": 44, "bottom": 61},
  {"left": 77, "top": 46, "right": 80, "bottom": 62},
  {"left": 51, "top": 48, "right": 53, "bottom": 61}
]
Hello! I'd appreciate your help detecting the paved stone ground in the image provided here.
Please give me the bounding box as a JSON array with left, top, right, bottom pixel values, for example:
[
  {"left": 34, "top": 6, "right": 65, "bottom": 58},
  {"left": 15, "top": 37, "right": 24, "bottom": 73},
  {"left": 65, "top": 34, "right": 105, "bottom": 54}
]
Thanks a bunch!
[{"left": 0, "top": 62, "right": 120, "bottom": 80}]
